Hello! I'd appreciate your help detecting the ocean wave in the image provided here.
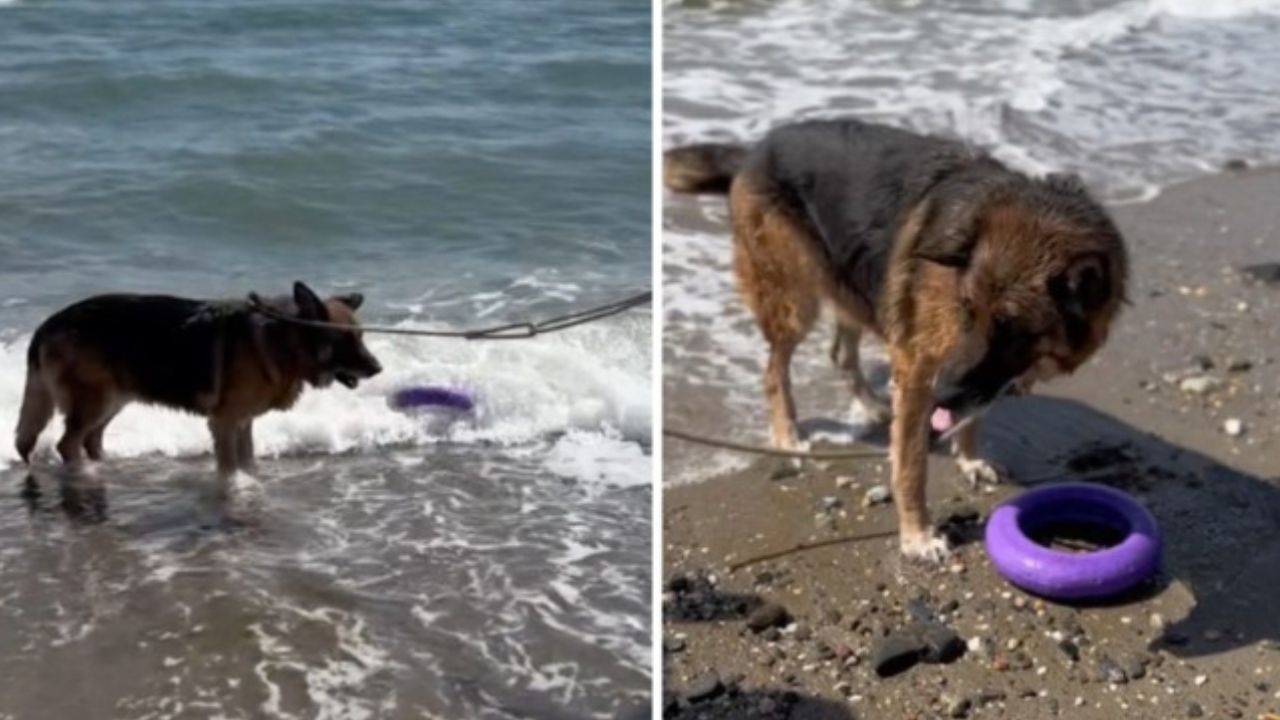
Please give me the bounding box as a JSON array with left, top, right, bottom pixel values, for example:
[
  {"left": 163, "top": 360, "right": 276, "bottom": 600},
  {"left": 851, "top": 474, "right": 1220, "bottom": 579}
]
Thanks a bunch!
[{"left": 0, "top": 314, "right": 651, "bottom": 473}]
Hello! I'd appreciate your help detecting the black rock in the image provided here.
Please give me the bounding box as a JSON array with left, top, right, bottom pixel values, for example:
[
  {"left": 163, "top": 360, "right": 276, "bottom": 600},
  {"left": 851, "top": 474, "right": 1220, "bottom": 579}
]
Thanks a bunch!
[
  {"left": 1224, "top": 158, "right": 1250, "bottom": 171},
  {"left": 915, "top": 622, "right": 965, "bottom": 664},
  {"left": 666, "top": 575, "right": 691, "bottom": 593},
  {"left": 1241, "top": 262, "right": 1280, "bottom": 286},
  {"left": 685, "top": 671, "right": 724, "bottom": 703},
  {"left": 1057, "top": 639, "right": 1080, "bottom": 663},
  {"left": 871, "top": 621, "right": 965, "bottom": 677},
  {"left": 946, "top": 695, "right": 973, "bottom": 718},
  {"left": 1186, "top": 702, "right": 1204, "bottom": 718},
  {"left": 746, "top": 603, "right": 790, "bottom": 633},
  {"left": 871, "top": 632, "right": 925, "bottom": 678}
]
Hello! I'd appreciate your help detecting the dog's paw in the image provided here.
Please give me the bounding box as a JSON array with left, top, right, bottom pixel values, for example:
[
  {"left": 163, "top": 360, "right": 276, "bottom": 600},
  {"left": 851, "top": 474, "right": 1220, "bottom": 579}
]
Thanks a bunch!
[
  {"left": 900, "top": 531, "right": 951, "bottom": 563},
  {"left": 957, "top": 456, "right": 1005, "bottom": 488}
]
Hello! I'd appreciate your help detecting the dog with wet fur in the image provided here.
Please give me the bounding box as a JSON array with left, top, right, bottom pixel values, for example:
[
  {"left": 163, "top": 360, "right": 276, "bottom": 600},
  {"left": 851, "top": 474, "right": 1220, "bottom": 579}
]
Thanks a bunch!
[
  {"left": 665, "top": 118, "right": 1128, "bottom": 560},
  {"left": 14, "top": 281, "right": 381, "bottom": 482}
]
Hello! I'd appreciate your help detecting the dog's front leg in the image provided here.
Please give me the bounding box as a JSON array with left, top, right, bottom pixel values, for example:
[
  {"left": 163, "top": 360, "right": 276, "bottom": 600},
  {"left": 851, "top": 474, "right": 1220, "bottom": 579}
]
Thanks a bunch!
[
  {"left": 951, "top": 421, "right": 1004, "bottom": 487},
  {"left": 236, "top": 422, "right": 257, "bottom": 473},
  {"left": 209, "top": 418, "right": 239, "bottom": 479},
  {"left": 890, "top": 370, "right": 949, "bottom": 561}
]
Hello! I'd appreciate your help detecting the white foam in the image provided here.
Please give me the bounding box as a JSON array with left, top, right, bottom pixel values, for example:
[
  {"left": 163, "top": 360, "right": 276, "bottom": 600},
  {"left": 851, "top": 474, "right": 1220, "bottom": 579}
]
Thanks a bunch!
[{"left": 0, "top": 313, "right": 651, "bottom": 478}]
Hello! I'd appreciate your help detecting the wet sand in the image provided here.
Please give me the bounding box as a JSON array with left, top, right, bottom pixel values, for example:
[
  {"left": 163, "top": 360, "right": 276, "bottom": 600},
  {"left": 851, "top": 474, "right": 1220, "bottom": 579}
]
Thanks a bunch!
[{"left": 662, "top": 166, "right": 1280, "bottom": 718}]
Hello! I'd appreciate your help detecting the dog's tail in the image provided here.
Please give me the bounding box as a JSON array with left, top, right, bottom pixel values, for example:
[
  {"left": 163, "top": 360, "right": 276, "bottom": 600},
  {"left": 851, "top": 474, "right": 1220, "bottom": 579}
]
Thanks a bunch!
[
  {"left": 15, "top": 339, "right": 53, "bottom": 464},
  {"left": 663, "top": 142, "right": 749, "bottom": 194}
]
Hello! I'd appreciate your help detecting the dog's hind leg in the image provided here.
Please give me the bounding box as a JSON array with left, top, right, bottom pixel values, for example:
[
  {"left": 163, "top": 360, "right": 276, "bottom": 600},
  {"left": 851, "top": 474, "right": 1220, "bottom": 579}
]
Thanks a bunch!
[
  {"left": 83, "top": 399, "right": 123, "bottom": 462},
  {"left": 732, "top": 179, "right": 821, "bottom": 451},
  {"left": 56, "top": 387, "right": 112, "bottom": 470},
  {"left": 830, "top": 322, "right": 890, "bottom": 426}
]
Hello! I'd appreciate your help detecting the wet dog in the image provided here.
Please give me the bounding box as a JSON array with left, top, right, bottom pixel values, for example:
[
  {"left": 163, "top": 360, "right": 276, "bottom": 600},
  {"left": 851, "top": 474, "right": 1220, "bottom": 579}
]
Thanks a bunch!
[
  {"left": 14, "top": 281, "right": 382, "bottom": 480},
  {"left": 666, "top": 119, "right": 1128, "bottom": 560}
]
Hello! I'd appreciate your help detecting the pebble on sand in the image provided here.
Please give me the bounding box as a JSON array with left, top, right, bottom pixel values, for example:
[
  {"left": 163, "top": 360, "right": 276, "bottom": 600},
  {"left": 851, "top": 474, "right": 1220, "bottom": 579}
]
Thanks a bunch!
[
  {"left": 1223, "top": 418, "right": 1245, "bottom": 436},
  {"left": 863, "top": 485, "right": 892, "bottom": 507}
]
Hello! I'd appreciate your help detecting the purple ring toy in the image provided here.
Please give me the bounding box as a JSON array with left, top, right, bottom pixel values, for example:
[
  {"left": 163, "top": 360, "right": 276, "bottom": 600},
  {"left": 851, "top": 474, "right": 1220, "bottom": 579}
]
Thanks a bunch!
[
  {"left": 390, "top": 386, "right": 475, "bottom": 412},
  {"left": 984, "top": 482, "right": 1161, "bottom": 602}
]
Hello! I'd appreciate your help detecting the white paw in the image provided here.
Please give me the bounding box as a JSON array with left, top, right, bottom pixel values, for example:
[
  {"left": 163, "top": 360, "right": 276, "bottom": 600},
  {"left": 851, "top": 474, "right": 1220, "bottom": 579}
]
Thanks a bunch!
[
  {"left": 900, "top": 531, "right": 951, "bottom": 562},
  {"left": 957, "top": 456, "right": 1004, "bottom": 488}
]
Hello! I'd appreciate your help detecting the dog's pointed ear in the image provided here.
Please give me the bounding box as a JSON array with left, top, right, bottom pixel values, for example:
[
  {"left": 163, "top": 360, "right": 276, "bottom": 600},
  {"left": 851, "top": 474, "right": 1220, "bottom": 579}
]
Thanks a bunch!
[
  {"left": 293, "top": 281, "right": 327, "bottom": 320},
  {"left": 334, "top": 293, "right": 364, "bottom": 311},
  {"left": 1046, "top": 172, "right": 1089, "bottom": 197}
]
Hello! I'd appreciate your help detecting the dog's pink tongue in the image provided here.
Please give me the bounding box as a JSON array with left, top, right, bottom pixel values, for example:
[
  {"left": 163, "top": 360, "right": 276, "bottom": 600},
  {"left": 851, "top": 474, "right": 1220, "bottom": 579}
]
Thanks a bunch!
[{"left": 931, "top": 407, "right": 955, "bottom": 433}]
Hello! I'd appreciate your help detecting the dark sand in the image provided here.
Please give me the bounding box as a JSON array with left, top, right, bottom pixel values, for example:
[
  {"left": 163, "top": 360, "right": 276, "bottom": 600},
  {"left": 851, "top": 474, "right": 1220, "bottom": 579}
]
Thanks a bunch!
[{"left": 662, "top": 166, "right": 1280, "bottom": 719}]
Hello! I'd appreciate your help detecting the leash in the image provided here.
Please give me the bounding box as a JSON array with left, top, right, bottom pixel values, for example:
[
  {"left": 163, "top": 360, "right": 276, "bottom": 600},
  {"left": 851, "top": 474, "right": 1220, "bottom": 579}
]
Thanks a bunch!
[
  {"left": 247, "top": 290, "right": 651, "bottom": 340},
  {"left": 663, "top": 427, "right": 886, "bottom": 460}
]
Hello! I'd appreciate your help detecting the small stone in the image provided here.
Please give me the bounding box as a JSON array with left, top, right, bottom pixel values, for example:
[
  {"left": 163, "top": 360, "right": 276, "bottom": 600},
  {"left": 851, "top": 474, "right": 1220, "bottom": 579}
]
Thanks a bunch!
[
  {"left": 1005, "top": 638, "right": 1021, "bottom": 651},
  {"left": 1096, "top": 656, "right": 1128, "bottom": 684},
  {"left": 685, "top": 671, "right": 724, "bottom": 703},
  {"left": 863, "top": 485, "right": 892, "bottom": 507},
  {"left": 791, "top": 622, "right": 812, "bottom": 642},
  {"left": 1224, "top": 158, "right": 1250, "bottom": 171},
  {"left": 1149, "top": 613, "right": 1166, "bottom": 631},
  {"left": 836, "top": 475, "right": 856, "bottom": 489},
  {"left": 665, "top": 637, "right": 686, "bottom": 653},
  {"left": 746, "top": 603, "right": 791, "bottom": 633},
  {"left": 945, "top": 695, "right": 972, "bottom": 718},
  {"left": 820, "top": 496, "right": 842, "bottom": 512},
  {"left": 1204, "top": 628, "right": 1222, "bottom": 641},
  {"left": 1186, "top": 701, "right": 1205, "bottom": 718},
  {"left": 1057, "top": 639, "right": 1080, "bottom": 663},
  {"left": 1193, "top": 674, "right": 1208, "bottom": 686},
  {"left": 1226, "top": 357, "right": 1253, "bottom": 373},
  {"left": 1180, "top": 375, "right": 1221, "bottom": 396},
  {"left": 1224, "top": 418, "right": 1245, "bottom": 437},
  {"left": 1124, "top": 654, "right": 1149, "bottom": 680}
]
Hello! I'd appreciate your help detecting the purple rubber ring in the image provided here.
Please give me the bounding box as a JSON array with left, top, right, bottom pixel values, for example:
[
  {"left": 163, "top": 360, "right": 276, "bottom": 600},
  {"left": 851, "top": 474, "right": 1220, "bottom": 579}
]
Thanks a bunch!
[
  {"left": 390, "top": 386, "right": 475, "bottom": 412},
  {"left": 984, "top": 482, "right": 1161, "bottom": 601}
]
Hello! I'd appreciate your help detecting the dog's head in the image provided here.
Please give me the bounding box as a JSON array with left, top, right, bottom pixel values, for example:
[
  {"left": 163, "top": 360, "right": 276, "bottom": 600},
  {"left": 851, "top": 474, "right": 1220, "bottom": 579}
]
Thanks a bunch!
[
  {"left": 290, "top": 281, "right": 382, "bottom": 390},
  {"left": 912, "top": 172, "right": 1127, "bottom": 436}
]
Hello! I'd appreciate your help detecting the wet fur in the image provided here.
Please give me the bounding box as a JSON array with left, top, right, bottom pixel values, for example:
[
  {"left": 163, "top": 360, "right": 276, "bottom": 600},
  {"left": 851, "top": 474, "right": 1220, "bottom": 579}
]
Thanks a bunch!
[
  {"left": 14, "top": 282, "right": 382, "bottom": 479},
  {"left": 666, "top": 119, "right": 1128, "bottom": 559}
]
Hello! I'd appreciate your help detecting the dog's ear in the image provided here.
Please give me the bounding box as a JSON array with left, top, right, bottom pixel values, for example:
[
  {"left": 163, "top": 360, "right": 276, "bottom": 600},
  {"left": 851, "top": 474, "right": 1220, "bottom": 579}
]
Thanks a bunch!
[
  {"left": 1046, "top": 172, "right": 1089, "bottom": 197},
  {"left": 293, "top": 281, "right": 328, "bottom": 320},
  {"left": 334, "top": 293, "right": 364, "bottom": 311}
]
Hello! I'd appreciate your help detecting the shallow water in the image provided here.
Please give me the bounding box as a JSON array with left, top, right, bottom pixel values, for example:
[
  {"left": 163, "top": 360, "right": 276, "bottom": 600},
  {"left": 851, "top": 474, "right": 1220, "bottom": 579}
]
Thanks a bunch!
[
  {"left": 663, "top": 0, "right": 1280, "bottom": 483},
  {"left": 0, "top": 0, "right": 651, "bottom": 717}
]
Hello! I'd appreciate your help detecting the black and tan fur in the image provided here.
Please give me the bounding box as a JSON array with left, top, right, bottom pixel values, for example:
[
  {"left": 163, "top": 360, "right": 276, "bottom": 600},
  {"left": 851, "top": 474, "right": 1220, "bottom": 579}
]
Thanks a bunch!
[
  {"left": 666, "top": 119, "right": 1127, "bottom": 560},
  {"left": 14, "top": 282, "right": 382, "bottom": 479}
]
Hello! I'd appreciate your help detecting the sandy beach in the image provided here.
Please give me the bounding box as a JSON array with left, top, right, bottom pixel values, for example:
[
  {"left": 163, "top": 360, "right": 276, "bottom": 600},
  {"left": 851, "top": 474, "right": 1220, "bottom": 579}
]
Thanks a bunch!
[{"left": 662, "top": 166, "right": 1280, "bottom": 719}]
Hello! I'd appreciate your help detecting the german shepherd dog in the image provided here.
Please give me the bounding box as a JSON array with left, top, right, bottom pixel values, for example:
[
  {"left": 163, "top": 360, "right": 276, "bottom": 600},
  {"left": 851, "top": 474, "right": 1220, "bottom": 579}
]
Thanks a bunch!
[
  {"left": 14, "top": 282, "right": 382, "bottom": 480},
  {"left": 666, "top": 119, "right": 1128, "bottom": 560}
]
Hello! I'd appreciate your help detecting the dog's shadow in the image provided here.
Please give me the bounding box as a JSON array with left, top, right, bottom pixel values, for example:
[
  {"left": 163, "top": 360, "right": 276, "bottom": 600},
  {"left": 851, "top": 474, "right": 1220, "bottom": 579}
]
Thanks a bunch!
[
  {"left": 798, "top": 393, "right": 1280, "bottom": 658},
  {"left": 979, "top": 396, "right": 1280, "bottom": 659}
]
